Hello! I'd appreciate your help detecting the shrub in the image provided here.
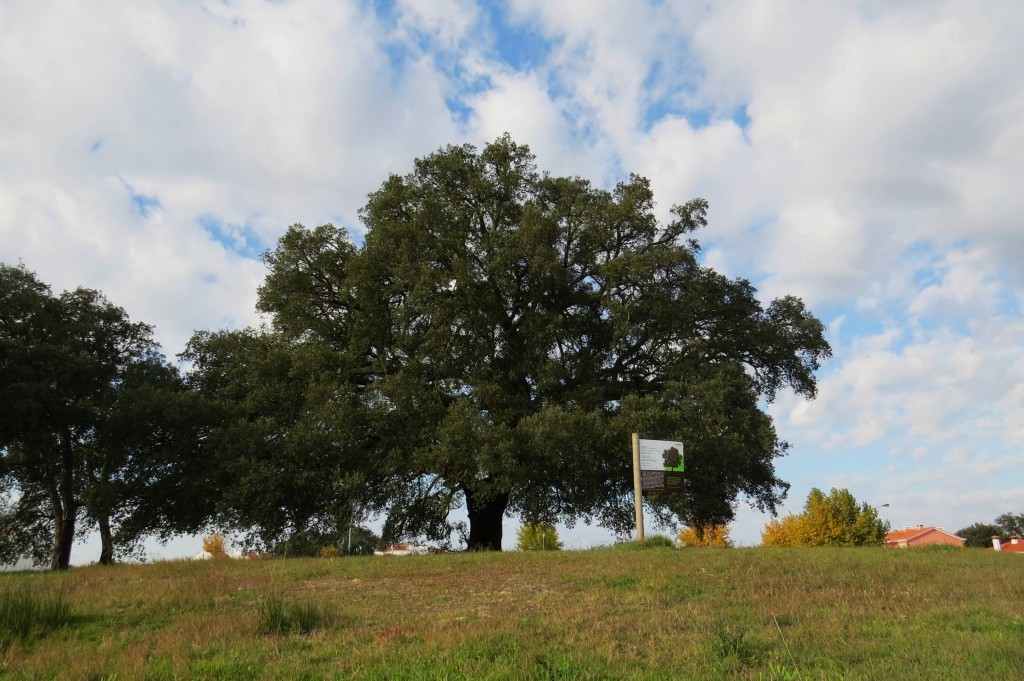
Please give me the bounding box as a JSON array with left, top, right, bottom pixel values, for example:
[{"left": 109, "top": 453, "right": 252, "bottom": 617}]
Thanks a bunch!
[
  {"left": 319, "top": 545, "right": 340, "bottom": 559},
  {"left": 678, "top": 524, "right": 734, "bottom": 547},
  {"left": 615, "top": 535, "right": 676, "bottom": 550}
]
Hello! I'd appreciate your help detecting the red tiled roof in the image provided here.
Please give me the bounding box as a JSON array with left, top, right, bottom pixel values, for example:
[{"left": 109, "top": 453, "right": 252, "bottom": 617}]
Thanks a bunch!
[
  {"left": 885, "top": 527, "right": 928, "bottom": 542},
  {"left": 999, "top": 538, "right": 1024, "bottom": 553},
  {"left": 884, "top": 526, "right": 964, "bottom": 544}
]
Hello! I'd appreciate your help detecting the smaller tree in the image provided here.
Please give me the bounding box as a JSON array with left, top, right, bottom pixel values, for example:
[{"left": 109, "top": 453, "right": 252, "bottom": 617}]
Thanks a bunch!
[
  {"left": 760, "top": 514, "right": 806, "bottom": 548},
  {"left": 342, "top": 526, "right": 381, "bottom": 555},
  {"left": 760, "top": 488, "right": 888, "bottom": 547},
  {"left": 517, "top": 521, "right": 563, "bottom": 551},
  {"left": 955, "top": 523, "right": 1006, "bottom": 548},
  {"left": 677, "top": 524, "right": 733, "bottom": 547},
  {"left": 273, "top": 525, "right": 380, "bottom": 557},
  {"left": 202, "top": 533, "right": 227, "bottom": 556},
  {"left": 995, "top": 512, "right": 1024, "bottom": 538}
]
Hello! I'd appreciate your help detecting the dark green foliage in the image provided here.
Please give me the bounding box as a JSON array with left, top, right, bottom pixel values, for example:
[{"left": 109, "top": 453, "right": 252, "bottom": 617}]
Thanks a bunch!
[
  {"left": 0, "top": 263, "right": 207, "bottom": 568},
  {"left": 956, "top": 522, "right": 1006, "bottom": 548},
  {"left": 217, "top": 136, "right": 830, "bottom": 550},
  {"left": 181, "top": 329, "right": 380, "bottom": 551},
  {"left": 995, "top": 512, "right": 1024, "bottom": 538},
  {"left": 273, "top": 525, "right": 380, "bottom": 557},
  {"left": 957, "top": 513, "right": 1024, "bottom": 548},
  {"left": 0, "top": 588, "right": 72, "bottom": 646}
]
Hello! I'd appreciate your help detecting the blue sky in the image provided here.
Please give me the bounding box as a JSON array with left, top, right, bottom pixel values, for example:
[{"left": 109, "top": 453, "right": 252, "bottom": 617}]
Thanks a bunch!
[{"left": 2, "top": 0, "right": 1023, "bottom": 556}]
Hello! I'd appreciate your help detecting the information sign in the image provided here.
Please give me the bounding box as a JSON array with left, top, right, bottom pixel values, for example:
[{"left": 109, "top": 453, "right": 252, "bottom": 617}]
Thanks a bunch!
[{"left": 638, "top": 438, "right": 684, "bottom": 493}]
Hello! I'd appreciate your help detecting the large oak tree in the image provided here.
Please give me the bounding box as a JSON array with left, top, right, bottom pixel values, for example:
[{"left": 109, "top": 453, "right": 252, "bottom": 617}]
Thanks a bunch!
[{"left": 243, "top": 136, "right": 830, "bottom": 550}]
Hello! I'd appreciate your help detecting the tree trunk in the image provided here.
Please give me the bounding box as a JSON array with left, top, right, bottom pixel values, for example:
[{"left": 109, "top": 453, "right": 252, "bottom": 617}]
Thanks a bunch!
[
  {"left": 52, "top": 510, "right": 76, "bottom": 570},
  {"left": 98, "top": 515, "right": 114, "bottom": 565},
  {"left": 51, "top": 427, "right": 77, "bottom": 570},
  {"left": 465, "top": 489, "right": 509, "bottom": 551}
]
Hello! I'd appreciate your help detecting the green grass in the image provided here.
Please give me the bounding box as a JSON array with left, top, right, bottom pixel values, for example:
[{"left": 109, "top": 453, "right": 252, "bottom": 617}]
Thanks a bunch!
[
  {"left": 257, "top": 593, "right": 333, "bottom": 636},
  {"left": 0, "top": 587, "right": 73, "bottom": 648},
  {"left": 613, "top": 534, "right": 677, "bottom": 550},
  {"left": 0, "top": 547, "right": 1022, "bottom": 679}
]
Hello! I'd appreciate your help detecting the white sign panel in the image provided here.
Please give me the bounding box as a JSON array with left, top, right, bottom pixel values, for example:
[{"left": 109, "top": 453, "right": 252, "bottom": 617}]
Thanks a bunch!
[
  {"left": 639, "top": 439, "right": 684, "bottom": 470},
  {"left": 638, "top": 438, "right": 684, "bottom": 493}
]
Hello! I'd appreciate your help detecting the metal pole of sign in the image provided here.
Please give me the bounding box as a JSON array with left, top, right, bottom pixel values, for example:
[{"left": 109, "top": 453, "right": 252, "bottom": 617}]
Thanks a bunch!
[{"left": 632, "top": 432, "right": 644, "bottom": 541}]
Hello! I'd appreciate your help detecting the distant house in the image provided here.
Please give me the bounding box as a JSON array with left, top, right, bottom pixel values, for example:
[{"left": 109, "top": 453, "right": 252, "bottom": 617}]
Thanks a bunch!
[
  {"left": 884, "top": 526, "right": 965, "bottom": 548},
  {"left": 192, "top": 548, "right": 244, "bottom": 560},
  {"left": 991, "top": 535, "right": 1024, "bottom": 553},
  {"left": 374, "top": 544, "right": 432, "bottom": 556}
]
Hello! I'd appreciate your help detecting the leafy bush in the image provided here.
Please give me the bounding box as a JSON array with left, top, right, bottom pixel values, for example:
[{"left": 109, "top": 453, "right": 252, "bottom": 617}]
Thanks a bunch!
[
  {"left": 257, "top": 594, "right": 331, "bottom": 635},
  {"left": 678, "top": 524, "right": 734, "bottom": 547},
  {"left": 615, "top": 535, "right": 676, "bottom": 550},
  {"left": 0, "top": 589, "right": 73, "bottom": 646}
]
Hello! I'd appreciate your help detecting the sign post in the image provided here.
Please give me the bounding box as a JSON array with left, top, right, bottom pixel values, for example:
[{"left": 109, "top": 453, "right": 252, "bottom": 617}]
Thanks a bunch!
[
  {"left": 632, "top": 432, "right": 644, "bottom": 541},
  {"left": 632, "top": 435, "right": 685, "bottom": 541}
]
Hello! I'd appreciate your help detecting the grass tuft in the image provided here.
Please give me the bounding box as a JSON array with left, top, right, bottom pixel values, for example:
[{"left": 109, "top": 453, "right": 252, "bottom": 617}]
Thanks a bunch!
[
  {"left": 257, "top": 593, "right": 331, "bottom": 636},
  {"left": 614, "top": 535, "right": 677, "bottom": 550},
  {"left": 0, "top": 588, "right": 73, "bottom": 646}
]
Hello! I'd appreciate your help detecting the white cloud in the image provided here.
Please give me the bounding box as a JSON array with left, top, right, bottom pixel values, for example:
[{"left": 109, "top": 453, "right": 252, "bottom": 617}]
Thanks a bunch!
[
  {"left": 0, "top": 0, "right": 460, "bottom": 356},
  {"left": 3, "top": 0, "right": 1024, "bottom": 550},
  {"left": 394, "top": 0, "right": 481, "bottom": 51}
]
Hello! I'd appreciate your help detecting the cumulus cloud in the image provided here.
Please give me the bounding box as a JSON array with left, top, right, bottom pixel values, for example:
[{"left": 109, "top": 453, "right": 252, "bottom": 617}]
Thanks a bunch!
[
  {"left": 2, "top": 0, "right": 1022, "bottom": 549},
  {"left": 0, "top": 0, "right": 462, "bottom": 355}
]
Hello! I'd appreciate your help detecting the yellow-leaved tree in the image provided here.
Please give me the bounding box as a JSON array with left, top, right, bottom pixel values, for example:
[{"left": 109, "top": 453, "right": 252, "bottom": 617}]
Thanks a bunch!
[
  {"left": 760, "top": 514, "right": 806, "bottom": 547},
  {"left": 677, "top": 524, "right": 733, "bottom": 547},
  {"left": 760, "top": 488, "right": 889, "bottom": 547},
  {"left": 202, "top": 532, "right": 226, "bottom": 555}
]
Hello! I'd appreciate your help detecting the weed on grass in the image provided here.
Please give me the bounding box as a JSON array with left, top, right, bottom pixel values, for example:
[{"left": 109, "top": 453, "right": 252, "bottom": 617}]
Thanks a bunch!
[
  {"left": 257, "top": 593, "right": 331, "bottom": 636},
  {"left": 707, "top": 614, "right": 759, "bottom": 665},
  {"left": 0, "top": 588, "right": 73, "bottom": 647}
]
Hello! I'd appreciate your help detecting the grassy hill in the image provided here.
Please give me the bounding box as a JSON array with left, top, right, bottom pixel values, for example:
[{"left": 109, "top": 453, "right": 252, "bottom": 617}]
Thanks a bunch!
[{"left": 2, "top": 544, "right": 1022, "bottom": 679}]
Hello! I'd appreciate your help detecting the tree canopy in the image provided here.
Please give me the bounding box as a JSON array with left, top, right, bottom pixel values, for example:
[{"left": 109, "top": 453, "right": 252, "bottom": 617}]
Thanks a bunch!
[
  {"left": 760, "top": 487, "right": 889, "bottom": 547},
  {"left": 956, "top": 513, "right": 1023, "bottom": 548},
  {"left": 0, "top": 263, "right": 205, "bottom": 568},
  {"left": 517, "top": 521, "right": 563, "bottom": 551},
  {"left": 955, "top": 522, "right": 1006, "bottom": 549},
  {"left": 995, "top": 512, "right": 1024, "bottom": 538},
  {"left": 231, "top": 135, "right": 831, "bottom": 550},
  {"left": 180, "top": 328, "right": 379, "bottom": 552}
]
